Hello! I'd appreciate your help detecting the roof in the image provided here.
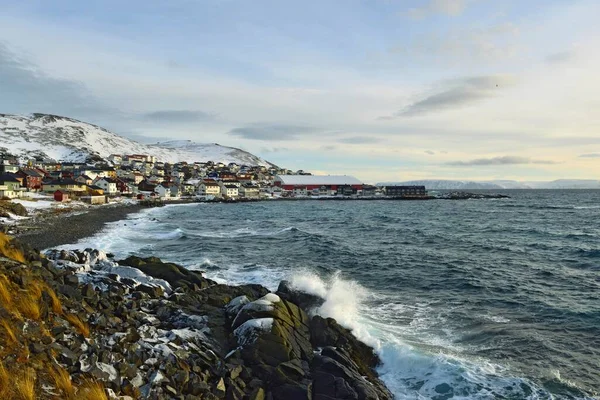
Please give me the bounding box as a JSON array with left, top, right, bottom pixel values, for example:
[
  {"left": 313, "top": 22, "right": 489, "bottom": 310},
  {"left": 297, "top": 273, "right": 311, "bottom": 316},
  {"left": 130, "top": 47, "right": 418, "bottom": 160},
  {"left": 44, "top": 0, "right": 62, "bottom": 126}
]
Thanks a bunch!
[
  {"left": 46, "top": 178, "right": 80, "bottom": 185},
  {"left": 19, "top": 169, "right": 43, "bottom": 177},
  {"left": 0, "top": 173, "right": 20, "bottom": 183},
  {"left": 275, "top": 175, "right": 362, "bottom": 186},
  {"left": 224, "top": 184, "right": 238, "bottom": 189}
]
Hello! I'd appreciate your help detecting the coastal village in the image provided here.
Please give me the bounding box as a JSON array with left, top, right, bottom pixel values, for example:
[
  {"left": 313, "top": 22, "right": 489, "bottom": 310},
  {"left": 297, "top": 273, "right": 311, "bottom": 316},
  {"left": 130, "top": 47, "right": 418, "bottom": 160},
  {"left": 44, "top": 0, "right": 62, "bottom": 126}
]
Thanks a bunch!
[{"left": 0, "top": 153, "right": 429, "bottom": 205}]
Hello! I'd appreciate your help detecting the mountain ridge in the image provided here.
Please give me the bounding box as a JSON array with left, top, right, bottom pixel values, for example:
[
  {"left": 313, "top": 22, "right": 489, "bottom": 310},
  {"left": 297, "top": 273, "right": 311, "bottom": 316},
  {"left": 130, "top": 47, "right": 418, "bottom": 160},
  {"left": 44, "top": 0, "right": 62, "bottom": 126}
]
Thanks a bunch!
[
  {"left": 0, "top": 113, "right": 274, "bottom": 167},
  {"left": 377, "top": 179, "right": 600, "bottom": 190}
]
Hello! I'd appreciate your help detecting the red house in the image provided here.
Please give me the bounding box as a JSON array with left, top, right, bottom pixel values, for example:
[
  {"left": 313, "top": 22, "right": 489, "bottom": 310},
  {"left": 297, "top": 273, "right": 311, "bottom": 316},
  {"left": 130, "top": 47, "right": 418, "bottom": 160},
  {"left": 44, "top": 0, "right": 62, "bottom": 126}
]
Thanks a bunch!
[
  {"left": 54, "top": 190, "right": 70, "bottom": 202},
  {"left": 16, "top": 169, "right": 44, "bottom": 190}
]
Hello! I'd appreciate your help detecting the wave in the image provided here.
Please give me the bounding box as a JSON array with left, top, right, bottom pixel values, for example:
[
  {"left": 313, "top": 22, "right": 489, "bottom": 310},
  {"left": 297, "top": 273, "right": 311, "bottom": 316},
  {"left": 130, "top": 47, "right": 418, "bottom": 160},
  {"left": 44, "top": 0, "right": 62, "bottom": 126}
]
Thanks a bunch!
[
  {"left": 285, "top": 272, "right": 554, "bottom": 399},
  {"left": 190, "top": 226, "right": 299, "bottom": 239}
]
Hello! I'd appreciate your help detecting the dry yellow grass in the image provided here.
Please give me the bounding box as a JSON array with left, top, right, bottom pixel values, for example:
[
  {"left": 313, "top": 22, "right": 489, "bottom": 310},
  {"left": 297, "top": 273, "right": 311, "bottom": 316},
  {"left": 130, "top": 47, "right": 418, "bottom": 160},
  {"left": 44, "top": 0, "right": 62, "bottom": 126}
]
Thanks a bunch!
[
  {"left": 43, "top": 284, "right": 63, "bottom": 315},
  {"left": 17, "top": 293, "right": 40, "bottom": 320},
  {"left": 0, "top": 274, "right": 12, "bottom": 306},
  {"left": 1, "top": 318, "right": 17, "bottom": 345},
  {"left": 0, "top": 233, "right": 26, "bottom": 263},
  {"left": 13, "top": 367, "right": 36, "bottom": 400},
  {"left": 65, "top": 313, "right": 90, "bottom": 337},
  {"left": 77, "top": 379, "right": 108, "bottom": 400},
  {"left": 28, "top": 281, "right": 44, "bottom": 301},
  {"left": 50, "top": 365, "right": 75, "bottom": 398},
  {"left": 0, "top": 361, "right": 9, "bottom": 396}
]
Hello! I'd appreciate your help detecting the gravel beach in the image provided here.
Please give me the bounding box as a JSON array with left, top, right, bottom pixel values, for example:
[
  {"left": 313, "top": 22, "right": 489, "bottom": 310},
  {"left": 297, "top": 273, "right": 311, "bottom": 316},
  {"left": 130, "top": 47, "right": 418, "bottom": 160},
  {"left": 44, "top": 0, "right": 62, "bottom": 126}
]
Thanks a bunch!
[{"left": 16, "top": 204, "right": 145, "bottom": 250}]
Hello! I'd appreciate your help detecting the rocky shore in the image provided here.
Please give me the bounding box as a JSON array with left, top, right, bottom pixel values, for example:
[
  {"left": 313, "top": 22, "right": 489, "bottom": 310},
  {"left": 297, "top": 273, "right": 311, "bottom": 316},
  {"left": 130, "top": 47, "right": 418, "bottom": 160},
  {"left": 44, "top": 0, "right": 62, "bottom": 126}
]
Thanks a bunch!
[
  {"left": 14, "top": 203, "right": 145, "bottom": 250},
  {"left": 0, "top": 234, "right": 392, "bottom": 399}
]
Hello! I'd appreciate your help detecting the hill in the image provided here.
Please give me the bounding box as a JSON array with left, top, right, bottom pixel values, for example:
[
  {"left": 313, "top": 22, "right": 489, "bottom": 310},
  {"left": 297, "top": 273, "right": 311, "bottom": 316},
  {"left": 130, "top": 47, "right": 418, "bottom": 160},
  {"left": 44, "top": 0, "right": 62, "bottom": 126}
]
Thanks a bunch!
[{"left": 0, "top": 113, "right": 273, "bottom": 166}]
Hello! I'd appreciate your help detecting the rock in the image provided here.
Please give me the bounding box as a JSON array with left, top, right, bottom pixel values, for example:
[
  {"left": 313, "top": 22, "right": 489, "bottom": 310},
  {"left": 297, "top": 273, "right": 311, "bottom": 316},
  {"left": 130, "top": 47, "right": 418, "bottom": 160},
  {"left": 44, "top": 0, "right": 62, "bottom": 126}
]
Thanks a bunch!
[
  {"left": 248, "top": 387, "right": 266, "bottom": 400},
  {"left": 118, "top": 256, "right": 215, "bottom": 290},
  {"left": 215, "top": 377, "right": 227, "bottom": 397},
  {"left": 276, "top": 280, "right": 325, "bottom": 311}
]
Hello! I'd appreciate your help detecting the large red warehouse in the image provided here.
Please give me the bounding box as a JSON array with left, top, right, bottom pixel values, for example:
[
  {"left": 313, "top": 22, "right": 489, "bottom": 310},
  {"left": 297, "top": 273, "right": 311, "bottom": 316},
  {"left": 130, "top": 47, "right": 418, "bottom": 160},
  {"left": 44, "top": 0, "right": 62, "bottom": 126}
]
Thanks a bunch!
[{"left": 274, "top": 175, "right": 363, "bottom": 191}]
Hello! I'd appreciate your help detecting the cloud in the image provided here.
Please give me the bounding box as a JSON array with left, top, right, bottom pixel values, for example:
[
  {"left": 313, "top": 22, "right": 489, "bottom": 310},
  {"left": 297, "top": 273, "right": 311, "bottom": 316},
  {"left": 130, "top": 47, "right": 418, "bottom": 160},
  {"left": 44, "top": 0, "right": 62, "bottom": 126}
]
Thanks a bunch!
[
  {"left": 384, "top": 75, "right": 515, "bottom": 118},
  {"left": 405, "top": 0, "right": 469, "bottom": 19},
  {"left": 579, "top": 153, "right": 600, "bottom": 158},
  {"left": 260, "top": 147, "right": 290, "bottom": 153},
  {"left": 0, "top": 43, "right": 112, "bottom": 120},
  {"left": 338, "top": 136, "right": 381, "bottom": 144},
  {"left": 425, "top": 150, "right": 435, "bottom": 155},
  {"left": 141, "top": 110, "right": 216, "bottom": 123},
  {"left": 545, "top": 51, "right": 575, "bottom": 64},
  {"left": 228, "top": 123, "right": 317, "bottom": 141},
  {"left": 446, "top": 156, "right": 559, "bottom": 166},
  {"left": 321, "top": 145, "right": 337, "bottom": 151}
]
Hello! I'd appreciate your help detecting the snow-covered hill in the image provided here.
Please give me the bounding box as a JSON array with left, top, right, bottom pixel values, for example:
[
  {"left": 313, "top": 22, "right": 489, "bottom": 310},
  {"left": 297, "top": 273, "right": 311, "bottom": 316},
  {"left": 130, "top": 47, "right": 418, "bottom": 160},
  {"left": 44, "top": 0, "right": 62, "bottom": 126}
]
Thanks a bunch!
[
  {"left": 0, "top": 113, "right": 273, "bottom": 166},
  {"left": 377, "top": 179, "right": 600, "bottom": 189}
]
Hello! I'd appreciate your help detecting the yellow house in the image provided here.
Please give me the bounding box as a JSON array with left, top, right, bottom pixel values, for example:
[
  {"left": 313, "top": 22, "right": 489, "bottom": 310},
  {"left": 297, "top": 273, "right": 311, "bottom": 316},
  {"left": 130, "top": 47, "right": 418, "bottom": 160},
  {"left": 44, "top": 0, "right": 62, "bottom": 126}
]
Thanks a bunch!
[
  {"left": 42, "top": 178, "right": 87, "bottom": 193},
  {"left": 87, "top": 185, "right": 105, "bottom": 196}
]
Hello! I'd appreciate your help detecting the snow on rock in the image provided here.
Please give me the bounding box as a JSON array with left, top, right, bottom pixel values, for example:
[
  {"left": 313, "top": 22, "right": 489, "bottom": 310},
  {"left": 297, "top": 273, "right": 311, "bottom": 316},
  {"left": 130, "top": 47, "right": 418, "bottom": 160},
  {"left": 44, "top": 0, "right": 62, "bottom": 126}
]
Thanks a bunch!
[
  {"left": 233, "top": 317, "right": 274, "bottom": 346},
  {"left": 0, "top": 113, "right": 273, "bottom": 166},
  {"left": 45, "top": 249, "right": 172, "bottom": 292}
]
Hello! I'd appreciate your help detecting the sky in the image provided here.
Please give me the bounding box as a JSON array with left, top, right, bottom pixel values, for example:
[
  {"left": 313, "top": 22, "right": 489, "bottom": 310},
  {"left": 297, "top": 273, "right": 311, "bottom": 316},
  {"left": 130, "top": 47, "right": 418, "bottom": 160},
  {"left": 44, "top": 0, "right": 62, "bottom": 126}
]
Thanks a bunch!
[{"left": 1, "top": 0, "right": 600, "bottom": 182}]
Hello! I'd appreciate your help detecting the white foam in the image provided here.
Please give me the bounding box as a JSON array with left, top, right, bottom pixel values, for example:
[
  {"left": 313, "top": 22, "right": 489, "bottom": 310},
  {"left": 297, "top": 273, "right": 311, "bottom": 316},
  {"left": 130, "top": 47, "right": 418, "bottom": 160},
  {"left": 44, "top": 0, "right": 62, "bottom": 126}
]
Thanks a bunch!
[{"left": 285, "top": 270, "right": 551, "bottom": 399}]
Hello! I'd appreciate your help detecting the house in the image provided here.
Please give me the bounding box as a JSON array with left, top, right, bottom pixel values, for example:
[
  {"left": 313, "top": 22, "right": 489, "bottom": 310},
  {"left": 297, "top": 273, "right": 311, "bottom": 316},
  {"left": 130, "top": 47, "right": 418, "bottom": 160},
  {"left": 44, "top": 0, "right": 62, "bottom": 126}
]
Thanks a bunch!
[
  {"left": 219, "top": 183, "right": 239, "bottom": 198},
  {"left": 87, "top": 185, "right": 105, "bottom": 196},
  {"left": 0, "top": 174, "right": 26, "bottom": 199},
  {"left": 239, "top": 184, "right": 260, "bottom": 199},
  {"left": 54, "top": 190, "right": 71, "bottom": 202},
  {"left": 383, "top": 185, "right": 427, "bottom": 198},
  {"left": 76, "top": 175, "right": 94, "bottom": 186},
  {"left": 15, "top": 169, "right": 44, "bottom": 190},
  {"left": 42, "top": 178, "right": 87, "bottom": 193},
  {"left": 115, "top": 178, "right": 132, "bottom": 194},
  {"left": 198, "top": 180, "right": 221, "bottom": 197},
  {"left": 81, "top": 195, "right": 106, "bottom": 205},
  {"left": 154, "top": 184, "right": 171, "bottom": 199},
  {"left": 94, "top": 178, "right": 119, "bottom": 195},
  {"left": 181, "top": 182, "right": 196, "bottom": 196},
  {"left": 108, "top": 154, "right": 123, "bottom": 165},
  {"left": 138, "top": 180, "right": 157, "bottom": 193},
  {"left": 362, "top": 185, "right": 377, "bottom": 196},
  {"left": 0, "top": 160, "right": 19, "bottom": 174}
]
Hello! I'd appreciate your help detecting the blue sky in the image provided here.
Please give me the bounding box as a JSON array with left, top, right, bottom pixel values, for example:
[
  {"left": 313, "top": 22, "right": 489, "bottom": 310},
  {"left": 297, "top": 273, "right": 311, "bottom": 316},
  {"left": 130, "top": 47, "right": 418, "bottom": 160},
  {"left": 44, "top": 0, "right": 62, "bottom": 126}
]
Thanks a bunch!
[{"left": 1, "top": 0, "right": 599, "bottom": 182}]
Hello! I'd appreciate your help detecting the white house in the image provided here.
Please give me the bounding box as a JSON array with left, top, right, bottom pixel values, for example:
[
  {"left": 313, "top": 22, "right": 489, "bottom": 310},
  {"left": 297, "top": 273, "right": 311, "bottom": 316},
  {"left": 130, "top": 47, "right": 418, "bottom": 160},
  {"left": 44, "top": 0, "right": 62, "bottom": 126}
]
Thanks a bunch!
[
  {"left": 154, "top": 184, "right": 171, "bottom": 199},
  {"left": 198, "top": 181, "right": 221, "bottom": 197},
  {"left": 239, "top": 184, "right": 260, "bottom": 199},
  {"left": 94, "top": 178, "right": 118, "bottom": 195},
  {"left": 219, "top": 183, "right": 239, "bottom": 198}
]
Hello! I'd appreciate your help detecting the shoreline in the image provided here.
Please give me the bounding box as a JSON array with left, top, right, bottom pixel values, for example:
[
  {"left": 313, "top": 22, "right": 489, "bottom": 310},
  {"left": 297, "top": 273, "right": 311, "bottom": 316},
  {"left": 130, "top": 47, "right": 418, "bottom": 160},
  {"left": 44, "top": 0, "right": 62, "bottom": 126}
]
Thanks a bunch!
[
  {"left": 12, "top": 191, "right": 510, "bottom": 250},
  {"left": 16, "top": 203, "right": 146, "bottom": 250}
]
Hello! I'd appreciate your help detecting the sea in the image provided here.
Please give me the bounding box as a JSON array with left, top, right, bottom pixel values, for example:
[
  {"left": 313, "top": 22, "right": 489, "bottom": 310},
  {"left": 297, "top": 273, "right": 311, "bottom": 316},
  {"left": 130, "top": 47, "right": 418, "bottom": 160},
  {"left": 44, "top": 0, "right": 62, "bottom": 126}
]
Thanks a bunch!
[{"left": 61, "top": 190, "right": 600, "bottom": 399}]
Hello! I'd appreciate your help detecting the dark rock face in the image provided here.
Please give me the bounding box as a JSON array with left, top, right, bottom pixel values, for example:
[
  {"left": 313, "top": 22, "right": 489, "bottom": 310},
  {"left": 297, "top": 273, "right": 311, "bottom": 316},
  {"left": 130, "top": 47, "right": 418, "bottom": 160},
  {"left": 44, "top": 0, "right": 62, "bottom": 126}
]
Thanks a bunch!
[
  {"left": 228, "top": 294, "right": 392, "bottom": 400},
  {"left": 118, "top": 255, "right": 216, "bottom": 290},
  {"left": 1, "top": 239, "right": 392, "bottom": 400}
]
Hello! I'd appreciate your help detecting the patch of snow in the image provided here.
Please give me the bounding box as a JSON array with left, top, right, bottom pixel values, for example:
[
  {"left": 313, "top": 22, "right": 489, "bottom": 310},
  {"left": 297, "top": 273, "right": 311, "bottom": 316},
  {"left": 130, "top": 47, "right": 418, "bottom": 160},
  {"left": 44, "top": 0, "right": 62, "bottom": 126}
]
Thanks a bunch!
[{"left": 234, "top": 318, "right": 274, "bottom": 346}]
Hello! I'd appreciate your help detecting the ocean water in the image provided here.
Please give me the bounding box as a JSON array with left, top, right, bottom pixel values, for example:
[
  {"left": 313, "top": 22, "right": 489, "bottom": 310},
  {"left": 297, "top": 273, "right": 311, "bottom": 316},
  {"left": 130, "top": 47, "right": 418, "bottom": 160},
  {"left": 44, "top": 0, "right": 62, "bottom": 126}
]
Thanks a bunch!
[{"left": 61, "top": 190, "right": 600, "bottom": 399}]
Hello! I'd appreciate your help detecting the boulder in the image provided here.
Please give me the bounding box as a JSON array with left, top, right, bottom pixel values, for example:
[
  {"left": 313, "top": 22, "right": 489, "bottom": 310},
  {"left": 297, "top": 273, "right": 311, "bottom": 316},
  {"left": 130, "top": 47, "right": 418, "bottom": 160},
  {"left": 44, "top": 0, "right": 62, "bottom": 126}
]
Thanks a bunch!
[{"left": 118, "top": 256, "right": 215, "bottom": 290}]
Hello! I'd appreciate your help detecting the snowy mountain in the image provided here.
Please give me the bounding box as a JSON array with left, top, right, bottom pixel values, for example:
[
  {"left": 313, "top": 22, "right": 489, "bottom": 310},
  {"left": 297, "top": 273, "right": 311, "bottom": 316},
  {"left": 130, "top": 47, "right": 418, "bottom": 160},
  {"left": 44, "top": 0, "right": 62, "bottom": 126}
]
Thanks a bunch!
[
  {"left": 377, "top": 179, "right": 600, "bottom": 189},
  {"left": 0, "top": 113, "right": 274, "bottom": 166}
]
